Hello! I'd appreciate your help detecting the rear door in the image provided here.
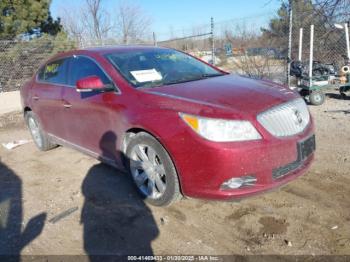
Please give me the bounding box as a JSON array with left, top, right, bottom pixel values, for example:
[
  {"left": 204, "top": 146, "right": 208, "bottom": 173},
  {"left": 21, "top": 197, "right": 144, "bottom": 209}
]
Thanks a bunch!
[
  {"left": 61, "top": 55, "right": 120, "bottom": 160},
  {"left": 32, "top": 58, "right": 70, "bottom": 138}
]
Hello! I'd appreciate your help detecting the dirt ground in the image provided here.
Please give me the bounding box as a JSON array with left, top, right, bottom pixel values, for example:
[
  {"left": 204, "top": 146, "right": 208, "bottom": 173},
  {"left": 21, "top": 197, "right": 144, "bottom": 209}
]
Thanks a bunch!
[
  {"left": 0, "top": 91, "right": 21, "bottom": 115},
  {"left": 0, "top": 89, "right": 349, "bottom": 257}
]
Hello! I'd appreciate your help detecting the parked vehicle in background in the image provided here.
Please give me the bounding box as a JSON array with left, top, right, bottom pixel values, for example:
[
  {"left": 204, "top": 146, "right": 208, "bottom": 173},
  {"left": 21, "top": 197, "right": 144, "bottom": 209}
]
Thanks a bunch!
[
  {"left": 21, "top": 46, "right": 315, "bottom": 206},
  {"left": 246, "top": 47, "right": 286, "bottom": 59}
]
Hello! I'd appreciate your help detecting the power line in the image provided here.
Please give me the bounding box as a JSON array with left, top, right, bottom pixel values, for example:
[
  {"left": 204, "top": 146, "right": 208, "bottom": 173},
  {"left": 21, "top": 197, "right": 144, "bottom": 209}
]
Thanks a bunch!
[
  {"left": 154, "top": 11, "right": 276, "bottom": 38},
  {"left": 157, "top": 33, "right": 212, "bottom": 43}
]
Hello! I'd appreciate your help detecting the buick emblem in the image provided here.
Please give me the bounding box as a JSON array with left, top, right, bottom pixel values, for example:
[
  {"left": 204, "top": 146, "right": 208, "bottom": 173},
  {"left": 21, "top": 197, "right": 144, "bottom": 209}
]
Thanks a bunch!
[{"left": 293, "top": 109, "right": 303, "bottom": 125}]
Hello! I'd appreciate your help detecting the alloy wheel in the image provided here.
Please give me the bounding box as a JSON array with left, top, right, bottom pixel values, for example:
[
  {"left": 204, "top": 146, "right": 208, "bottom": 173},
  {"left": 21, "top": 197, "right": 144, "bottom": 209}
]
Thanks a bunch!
[
  {"left": 28, "top": 117, "right": 42, "bottom": 148},
  {"left": 129, "top": 144, "right": 167, "bottom": 199}
]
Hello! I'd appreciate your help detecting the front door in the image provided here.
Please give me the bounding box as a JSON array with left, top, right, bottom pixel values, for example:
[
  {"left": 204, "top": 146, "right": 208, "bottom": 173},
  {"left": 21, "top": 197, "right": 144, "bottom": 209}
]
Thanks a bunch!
[{"left": 62, "top": 56, "right": 121, "bottom": 163}]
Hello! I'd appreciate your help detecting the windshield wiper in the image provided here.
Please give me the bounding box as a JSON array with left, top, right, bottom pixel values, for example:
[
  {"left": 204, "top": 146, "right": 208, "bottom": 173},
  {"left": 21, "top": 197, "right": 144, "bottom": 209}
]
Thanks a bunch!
[
  {"left": 163, "top": 78, "right": 203, "bottom": 86},
  {"left": 200, "top": 73, "right": 225, "bottom": 78},
  {"left": 136, "top": 73, "right": 225, "bottom": 89},
  {"left": 163, "top": 73, "right": 225, "bottom": 86}
]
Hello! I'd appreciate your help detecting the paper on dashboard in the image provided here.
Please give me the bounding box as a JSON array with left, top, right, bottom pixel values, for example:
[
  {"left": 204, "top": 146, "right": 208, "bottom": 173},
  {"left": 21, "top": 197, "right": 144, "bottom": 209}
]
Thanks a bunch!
[{"left": 130, "top": 69, "right": 162, "bottom": 83}]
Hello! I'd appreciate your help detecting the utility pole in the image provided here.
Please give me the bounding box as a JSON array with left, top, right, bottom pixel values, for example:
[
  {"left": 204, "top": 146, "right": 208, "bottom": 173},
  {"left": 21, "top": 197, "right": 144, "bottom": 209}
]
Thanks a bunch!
[
  {"left": 211, "top": 17, "right": 215, "bottom": 65},
  {"left": 309, "top": 24, "right": 314, "bottom": 87},
  {"left": 345, "top": 23, "right": 350, "bottom": 62},
  {"left": 298, "top": 28, "right": 303, "bottom": 61},
  {"left": 153, "top": 32, "right": 157, "bottom": 46},
  {"left": 287, "top": 0, "right": 293, "bottom": 88}
]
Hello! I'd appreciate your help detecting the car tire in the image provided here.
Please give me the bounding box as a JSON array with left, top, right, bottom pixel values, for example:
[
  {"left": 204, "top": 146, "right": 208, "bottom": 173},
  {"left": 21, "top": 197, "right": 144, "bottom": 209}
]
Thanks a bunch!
[
  {"left": 126, "top": 132, "right": 182, "bottom": 206},
  {"left": 309, "top": 91, "right": 325, "bottom": 106},
  {"left": 25, "top": 111, "right": 57, "bottom": 151},
  {"left": 299, "top": 89, "right": 309, "bottom": 98},
  {"left": 313, "top": 69, "right": 322, "bottom": 76}
]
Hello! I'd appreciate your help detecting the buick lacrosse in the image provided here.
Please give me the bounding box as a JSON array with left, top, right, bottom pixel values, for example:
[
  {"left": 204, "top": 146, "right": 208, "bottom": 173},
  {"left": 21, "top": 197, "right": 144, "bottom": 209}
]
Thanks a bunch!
[{"left": 21, "top": 46, "right": 315, "bottom": 206}]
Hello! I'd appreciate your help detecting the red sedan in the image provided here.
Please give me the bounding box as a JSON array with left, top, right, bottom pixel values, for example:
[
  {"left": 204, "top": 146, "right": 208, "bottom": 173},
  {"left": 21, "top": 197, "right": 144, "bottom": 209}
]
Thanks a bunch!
[{"left": 20, "top": 46, "right": 315, "bottom": 206}]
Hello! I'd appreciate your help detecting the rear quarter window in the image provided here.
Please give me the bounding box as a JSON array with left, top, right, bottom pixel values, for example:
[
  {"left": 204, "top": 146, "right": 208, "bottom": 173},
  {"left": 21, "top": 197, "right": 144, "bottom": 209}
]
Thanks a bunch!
[{"left": 37, "top": 58, "right": 69, "bottom": 85}]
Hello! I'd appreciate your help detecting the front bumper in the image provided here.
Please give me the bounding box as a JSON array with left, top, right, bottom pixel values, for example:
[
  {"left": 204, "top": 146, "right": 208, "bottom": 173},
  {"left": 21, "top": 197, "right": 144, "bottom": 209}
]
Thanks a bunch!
[{"left": 167, "top": 118, "right": 315, "bottom": 200}]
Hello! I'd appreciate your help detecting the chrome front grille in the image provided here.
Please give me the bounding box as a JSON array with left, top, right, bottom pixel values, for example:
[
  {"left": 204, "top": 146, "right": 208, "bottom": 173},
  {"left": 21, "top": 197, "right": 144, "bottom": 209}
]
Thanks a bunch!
[{"left": 257, "top": 98, "right": 310, "bottom": 137}]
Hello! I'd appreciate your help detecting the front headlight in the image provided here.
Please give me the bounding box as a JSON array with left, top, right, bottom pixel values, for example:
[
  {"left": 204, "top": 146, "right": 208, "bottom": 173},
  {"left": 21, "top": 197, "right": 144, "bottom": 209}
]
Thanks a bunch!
[{"left": 179, "top": 113, "right": 262, "bottom": 142}]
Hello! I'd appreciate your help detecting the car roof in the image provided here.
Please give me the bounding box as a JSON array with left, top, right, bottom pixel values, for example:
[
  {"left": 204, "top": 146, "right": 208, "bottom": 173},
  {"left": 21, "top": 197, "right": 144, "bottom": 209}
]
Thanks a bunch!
[
  {"left": 41, "top": 45, "right": 175, "bottom": 67},
  {"left": 84, "top": 45, "right": 168, "bottom": 54},
  {"left": 54, "top": 45, "right": 170, "bottom": 58}
]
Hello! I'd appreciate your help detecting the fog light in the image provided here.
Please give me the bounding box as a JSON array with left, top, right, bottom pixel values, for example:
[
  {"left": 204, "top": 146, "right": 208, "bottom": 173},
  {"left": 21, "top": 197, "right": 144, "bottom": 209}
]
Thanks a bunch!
[{"left": 221, "top": 175, "right": 257, "bottom": 190}]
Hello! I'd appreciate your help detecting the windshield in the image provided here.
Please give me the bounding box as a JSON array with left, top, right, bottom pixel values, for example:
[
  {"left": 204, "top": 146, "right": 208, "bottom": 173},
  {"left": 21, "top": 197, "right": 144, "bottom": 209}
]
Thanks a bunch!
[{"left": 105, "top": 49, "right": 225, "bottom": 88}]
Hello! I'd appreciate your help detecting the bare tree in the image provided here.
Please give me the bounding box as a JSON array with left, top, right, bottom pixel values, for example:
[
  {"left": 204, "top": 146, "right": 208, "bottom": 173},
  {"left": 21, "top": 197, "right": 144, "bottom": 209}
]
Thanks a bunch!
[
  {"left": 116, "top": 1, "right": 152, "bottom": 44},
  {"left": 83, "top": 0, "right": 113, "bottom": 40},
  {"left": 59, "top": 6, "right": 86, "bottom": 46},
  {"left": 59, "top": 0, "right": 113, "bottom": 46},
  {"left": 313, "top": 0, "right": 350, "bottom": 22},
  {"left": 224, "top": 24, "right": 281, "bottom": 81}
]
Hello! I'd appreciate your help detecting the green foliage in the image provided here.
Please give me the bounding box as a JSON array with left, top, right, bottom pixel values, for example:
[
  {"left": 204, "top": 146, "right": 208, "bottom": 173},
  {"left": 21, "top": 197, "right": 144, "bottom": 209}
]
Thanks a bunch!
[
  {"left": 262, "top": 0, "right": 315, "bottom": 39},
  {"left": 40, "top": 12, "right": 62, "bottom": 36},
  {"left": 0, "top": 0, "right": 62, "bottom": 40}
]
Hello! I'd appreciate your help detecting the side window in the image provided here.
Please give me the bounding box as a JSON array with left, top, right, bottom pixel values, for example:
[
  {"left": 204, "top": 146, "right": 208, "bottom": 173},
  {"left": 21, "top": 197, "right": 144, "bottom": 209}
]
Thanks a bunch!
[
  {"left": 37, "top": 67, "right": 45, "bottom": 81},
  {"left": 38, "top": 58, "right": 69, "bottom": 85},
  {"left": 69, "top": 56, "right": 110, "bottom": 86}
]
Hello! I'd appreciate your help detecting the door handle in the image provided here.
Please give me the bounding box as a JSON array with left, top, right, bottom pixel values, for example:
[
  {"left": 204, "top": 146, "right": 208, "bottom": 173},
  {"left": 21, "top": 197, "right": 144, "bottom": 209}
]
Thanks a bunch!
[
  {"left": 63, "top": 103, "right": 72, "bottom": 108},
  {"left": 32, "top": 96, "right": 39, "bottom": 101}
]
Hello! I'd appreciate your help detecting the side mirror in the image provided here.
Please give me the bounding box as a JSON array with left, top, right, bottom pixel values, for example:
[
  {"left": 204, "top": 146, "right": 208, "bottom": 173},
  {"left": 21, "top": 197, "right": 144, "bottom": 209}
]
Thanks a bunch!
[{"left": 76, "top": 76, "right": 105, "bottom": 92}]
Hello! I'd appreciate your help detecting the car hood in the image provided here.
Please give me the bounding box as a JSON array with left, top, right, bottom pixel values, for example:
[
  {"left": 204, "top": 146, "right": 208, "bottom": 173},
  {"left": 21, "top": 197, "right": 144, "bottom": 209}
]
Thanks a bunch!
[{"left": 144, "top": 74, "right": 298, "bottom": 116}]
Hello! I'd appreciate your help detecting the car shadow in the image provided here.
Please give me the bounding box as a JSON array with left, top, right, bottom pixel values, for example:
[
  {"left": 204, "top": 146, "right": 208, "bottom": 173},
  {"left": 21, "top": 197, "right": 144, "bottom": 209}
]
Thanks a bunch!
[
  {"left": 0, "top": 160, "right": 46, "bottom": 261},
  {"left": 81, "top": 131, "right": 159, "bottom": 259}
]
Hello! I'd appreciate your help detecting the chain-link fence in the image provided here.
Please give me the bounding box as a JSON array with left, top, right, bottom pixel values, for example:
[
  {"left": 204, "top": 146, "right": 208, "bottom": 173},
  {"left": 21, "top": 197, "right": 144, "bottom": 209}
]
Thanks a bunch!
[
  {"left": 155, "top": 5, "right": 350, "bottom": 86},
  {"left": 215, "top": 14, "right": 289, "bottom": 84},
  {"left": 290, "top": 6, "right": 349, "bottom": 84},
  {"left": 156, "top": 18, "right": 215, "bottom": 64},
  {"left": 0, "top": 36, "right": 76, "bottom": 92},
  {"left": 155, "top": 14, "right": 289, "bottom": 84},
  {"left": 0, "top": 35, "right": 155, "bottom": 92},
  {"left": 1, "top": 3, "right": 349, "bottom": 93}
]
